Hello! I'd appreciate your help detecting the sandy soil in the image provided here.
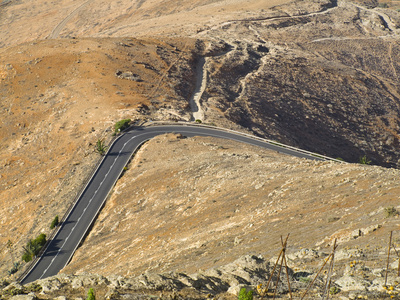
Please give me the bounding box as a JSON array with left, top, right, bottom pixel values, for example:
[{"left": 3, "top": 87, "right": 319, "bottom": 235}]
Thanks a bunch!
[
  {"left": 0, "top": 37, "right": 197, "bottom": 277},
  {"left": 62, "top": 134, "right": 400, "bottom": 282},
  {"left": 0, "top": 0, "right": 400, "bottom": 292},
  {"left": 0, "top": 0, "right": 291, "bottom": 49}
]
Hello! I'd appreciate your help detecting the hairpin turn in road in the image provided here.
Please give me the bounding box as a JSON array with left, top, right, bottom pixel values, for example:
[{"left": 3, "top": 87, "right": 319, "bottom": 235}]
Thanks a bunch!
[{"left": 20, "top": 124, "right": 330, "bottom": 284}]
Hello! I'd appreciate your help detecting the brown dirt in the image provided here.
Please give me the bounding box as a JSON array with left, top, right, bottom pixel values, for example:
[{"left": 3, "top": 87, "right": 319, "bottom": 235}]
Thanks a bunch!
[
  {"left": 0, "top": 0, "right": 291, "bottom": 49},
  {"left": 0, "top": 37, "right": 197, "bottom": 277},
  {"left": 62, "top": 133, "right": 400, "bottom": 279},
  {"left": 0, "top": 0, "right": 400, "bottom": 292}
]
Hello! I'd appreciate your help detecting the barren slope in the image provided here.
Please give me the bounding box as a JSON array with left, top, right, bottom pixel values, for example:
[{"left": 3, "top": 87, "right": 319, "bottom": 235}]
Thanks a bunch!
[
  {"left": 193, "top": 0, "right": 400, "bottom": 168},
  {"left": 61, "top": 134, "right": 400, "bottom": 294},
  {"left": 0, "top": 0, "right": 291, "bottom": 49},
  {"left": 0, "top": 0, "right": 400, "bottom": 291},
  {"left": 0, "top": 37, "right": 198, "bottom": 277}
]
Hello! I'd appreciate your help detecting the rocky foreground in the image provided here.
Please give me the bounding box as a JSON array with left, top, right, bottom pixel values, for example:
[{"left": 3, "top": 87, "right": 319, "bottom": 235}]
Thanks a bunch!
[
  {"left": 1, "top": 0, "right": 400, "bottom": 298},
  {"left": 3, "top": 134, "right": 399, "bottom": 299},
  {"left": 1, "top": 254, "right": 400, "bottom": 299}
]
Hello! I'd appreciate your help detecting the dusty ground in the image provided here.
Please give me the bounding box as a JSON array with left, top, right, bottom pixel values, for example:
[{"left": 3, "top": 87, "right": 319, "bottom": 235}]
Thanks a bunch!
[
  {"left": 0, "top": 0, "right": 400, "bottom": 297},
  {"left": 0, "top": 37, "right": 198, "bottom": 277},
  {"left": 192, "top": 0, "right": 400, "bottom": 168},
  {"left": 0, "top": 0, "right": 291, "bottom": 49},
  {"left": 62, "top": 134, "right": 400, "bottom": 292},
  {"left": 1, "top": 134, "right": 400, "bottom": 299}
]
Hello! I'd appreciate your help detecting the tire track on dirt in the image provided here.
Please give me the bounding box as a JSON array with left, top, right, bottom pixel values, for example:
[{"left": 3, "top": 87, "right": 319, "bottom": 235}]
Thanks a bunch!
[{"left": 148, "top": 42, "right": 189, "bottom": 98}]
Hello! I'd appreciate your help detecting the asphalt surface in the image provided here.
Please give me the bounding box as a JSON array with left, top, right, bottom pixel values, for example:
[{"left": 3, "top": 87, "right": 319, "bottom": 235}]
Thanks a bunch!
[{"left": 21, "top": 124, "right": 325, "bottom": 284}]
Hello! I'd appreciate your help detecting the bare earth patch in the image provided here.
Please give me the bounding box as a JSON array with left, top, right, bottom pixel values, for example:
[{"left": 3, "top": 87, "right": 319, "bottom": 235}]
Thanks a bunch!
[
  {"left": 0, "top": 0, "right": 400, "bottom": 297},
  {"left": 63, "top": 134, "right": 400, "bottom": 287}
]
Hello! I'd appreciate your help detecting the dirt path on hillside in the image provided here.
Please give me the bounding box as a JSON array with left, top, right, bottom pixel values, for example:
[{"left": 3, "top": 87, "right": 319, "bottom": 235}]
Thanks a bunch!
[
  {"left": 311, "top": 35, "right": 390, "bottom": 42},
  {"left": 49, "top": 0, "right": 94, "bottom": 39},
  {"left": 351, "top": 2, "right": 397, "bottom": 31},
  {"left": 196, "top": 0, "right": 339, "bottom": 37},
  {"left": 189, "top": 57, "right": 207, "bottom": 121},
  {"left": 0, "top": 0, "right": 12, "bottom": 6}
]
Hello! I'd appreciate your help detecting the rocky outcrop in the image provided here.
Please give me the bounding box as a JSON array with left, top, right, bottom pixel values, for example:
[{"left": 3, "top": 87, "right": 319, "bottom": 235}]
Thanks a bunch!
[
  {"left": 196, "top": 0, "right": 400, "bottom": 168},
  {"left": 2, "top": 254, "right": 400, "bottom": 299},
  {"left": 1, "top": 256, "right": 290, "bottom": 299}
]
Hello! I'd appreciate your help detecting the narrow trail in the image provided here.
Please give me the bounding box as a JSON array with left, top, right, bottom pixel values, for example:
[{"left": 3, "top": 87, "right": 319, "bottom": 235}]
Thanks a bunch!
[
  {"left": 388, "top": 41, "right": 399, "bottom": 83},
  {"left": 48, "top": 0, "right": 94, "bottom": 39},
  {"left": 248, "top": 25, "right": 268, "bottom": 43},
  {"left": 0, "top": 0, "right": 12, "bottom": 7},
  {"left": 189, "top": 57, "right": 207, "bottom": 121},
  {"left": 148, "top": 41, "right": 190, "bottom": 100},
  {"left": 350, "top": 2, "right": 397, "bottom": 32},
  {"left": 196, "top": 0, "right": 339, "bottom": 37},
  {"left": 311, "top": 35, "right": 390, "bottom": 42}
]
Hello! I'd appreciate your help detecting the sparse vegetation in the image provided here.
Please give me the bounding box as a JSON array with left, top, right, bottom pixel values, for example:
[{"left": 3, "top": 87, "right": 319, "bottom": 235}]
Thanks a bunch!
[
  {"left": 7, "top": 262, "right": 20, "bottom": 275},
  {"left": 50, "top": 215, "right": 59, "bottom": 229},
  {"left": 114, "top": 119, "right": 131, "bottom": 133},
  {"left": 238, "top": 288, "right": 253, "bottom": 300},
  {"left": 359, "top": 155, "right": 371, "bottom": 165},
  {"left": 195, "top": 119, "right": 202, "bottom": 123},
  {"left": 0, "top": 0, "right": 400, "bottom": 297},
  {"left": 22, "top": 233, "right": 47, "bottom": 262},
  {"left": 299, "top": 276, "right": 312, "bottom": 283},
  {"left": 26, "top": 283, "right": 42, "bottom": 293},
  {"left": 95, "top": 139, "right": 108, "bottom": 156},
  {"left": 384, "top": 207, "right": 398, "bottom": 218},
  {"left": 3, "top": 286, "right": 24, "bottom": 296},
  {"left": 330, "top": 286, "right": 340, "bottom": 295},
  {"left": 0, "top": 279, "right": 10, "bottom": 288},
  {"left": 86, "top": 288, "right": 96, "bottom": 300}
]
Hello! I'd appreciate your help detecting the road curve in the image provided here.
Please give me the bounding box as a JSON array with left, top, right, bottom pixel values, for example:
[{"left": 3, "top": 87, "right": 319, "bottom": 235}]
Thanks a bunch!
[
  {"left": 48, "top": 0, "right": 94, "bottom": 39},
  {"left": 20, "top": 124, "right": 326, "bottom": 284}
]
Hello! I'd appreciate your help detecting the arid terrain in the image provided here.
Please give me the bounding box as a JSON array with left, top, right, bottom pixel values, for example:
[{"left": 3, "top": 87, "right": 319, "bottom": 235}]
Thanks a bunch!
[
  {"left": 1, "top": 134, "right": 400, "bottom": 299},
  {"left": 1, "top": 0, "right": 400, "bottom": 298}
]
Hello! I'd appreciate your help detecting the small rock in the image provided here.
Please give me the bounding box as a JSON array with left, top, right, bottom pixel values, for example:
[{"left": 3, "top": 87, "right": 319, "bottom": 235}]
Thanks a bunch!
[
  {"left": 234, "top": 237, "right": 243, "bottom": 246},
  {"left": 361, "top": 224, "right": 382, "bottom": 235},
  {"left": 71, "top": 278, "right": 83, "bottom": 289},
  {"left": 352, "top": 229, "right": 362, "bottom": 239},
  {"left": 10, "top": 295, "right": 37, "bottom": 300},
  {"left": 115, "top": 70, "right": 142, "bottom": 81},
  {"left": 226, "top": 284, "right": 252, "bottom": 296},
  {"left": 335, "top": 275, "right": 371, "bottom": 291}
]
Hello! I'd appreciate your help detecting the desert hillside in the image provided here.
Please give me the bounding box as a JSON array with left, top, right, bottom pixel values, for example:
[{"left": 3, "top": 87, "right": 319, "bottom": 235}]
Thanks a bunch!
[
  {"left": 1, "top": 134, "right": 400, "bottom": 299},
  {"left": 0, "top": 36, "right": 198, "bottom": 277},
  {"left": 62, "top": 133, "right": 400, "bottom": 278},
  {"left": 1, "top": 0, "right": 400, "bottom": 298},
  {"left": 3, "top": 0, "right": 399, "bottom": 166},
  {"left": 0, "top": 0, "right": 291, "bottom": 49}
]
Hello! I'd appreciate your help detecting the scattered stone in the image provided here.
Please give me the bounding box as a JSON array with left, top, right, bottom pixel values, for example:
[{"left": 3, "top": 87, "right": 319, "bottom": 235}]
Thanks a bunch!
[
  {"left": 233, "top": 237, "right": 242, "bottom": 246},
  {"left": 9, "top": 295, "right": 37, "bottom": 300},
  {"left": 335, "top": 275, "right": 371, "bottom": 291},
  {"left": 115, "top": 70, "right": 142, "bottom": 81}
]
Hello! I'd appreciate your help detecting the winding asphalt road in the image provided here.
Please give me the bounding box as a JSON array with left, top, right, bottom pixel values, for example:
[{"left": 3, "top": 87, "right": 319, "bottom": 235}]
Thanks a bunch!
[{"left": 20, "top": 124, "right": 327, "bottom": 284}]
